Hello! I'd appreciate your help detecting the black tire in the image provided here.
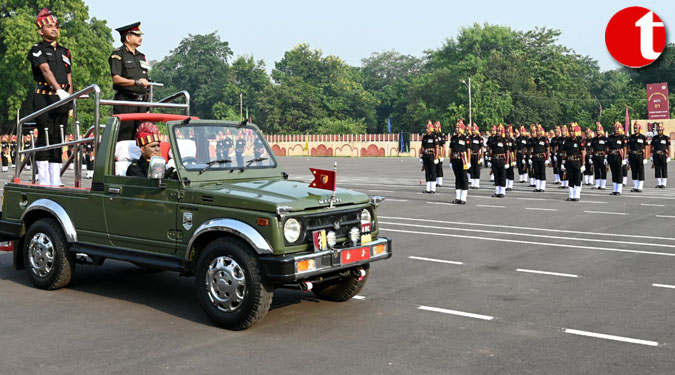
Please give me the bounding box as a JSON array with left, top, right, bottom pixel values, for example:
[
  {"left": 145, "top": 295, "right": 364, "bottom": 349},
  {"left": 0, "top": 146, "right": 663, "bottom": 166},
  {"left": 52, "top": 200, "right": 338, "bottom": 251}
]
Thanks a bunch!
[
  {"left": 195, "top": 237, "right": 273, "bottom": 330},
  {"left": 312, "top": 265, "right": 369, "bottom": 302},
  {"left": 23, "top": 218, "right": 75, "bottom": 290}
]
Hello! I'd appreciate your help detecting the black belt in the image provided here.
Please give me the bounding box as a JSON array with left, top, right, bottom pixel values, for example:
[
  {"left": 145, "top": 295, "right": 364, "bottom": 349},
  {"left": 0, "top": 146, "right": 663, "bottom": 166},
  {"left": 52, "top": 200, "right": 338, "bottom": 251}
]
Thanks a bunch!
[
  {"left": 609, "top": 150, "right": 621, "bottom": 154},
  {"left": 630, "top": 150, "right": 644, "bottom": 154},
  {"left": 471, "top": 150, "right": 481, "bottom": 155},
  {"left": 115, "top": 91, "right": 147, "bottom": 101},
  {"left": 655, "top": 150, "right": 667, "bottom": 154},
  {"left": 491, "top": 153, "right": 505, "bottom": 159},
  {"left": 534, "top": 153, "right": 547, "bottom": 157},
  {"left": 567, "top": 155, "right": 581, "bottom": 161},
  {"left": 423, "top": 149, "right": 435, "bottom": 154},
  {"left": 593, "top": 151, "right": 606, "bottom": 156}
]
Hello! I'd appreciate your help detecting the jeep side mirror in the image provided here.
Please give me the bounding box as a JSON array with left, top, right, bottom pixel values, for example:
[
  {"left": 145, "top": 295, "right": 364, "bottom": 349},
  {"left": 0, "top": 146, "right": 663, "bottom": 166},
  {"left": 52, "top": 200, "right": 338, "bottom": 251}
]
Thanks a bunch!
[{"left": 148, "top": 156, "right": 166, "bottom": 178}]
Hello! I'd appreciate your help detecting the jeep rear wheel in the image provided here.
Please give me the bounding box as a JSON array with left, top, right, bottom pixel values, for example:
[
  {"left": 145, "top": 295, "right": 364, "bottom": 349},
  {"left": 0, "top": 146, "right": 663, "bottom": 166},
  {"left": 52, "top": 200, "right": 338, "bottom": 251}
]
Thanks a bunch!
[
  {"left": 312, "top": 265, "right": 369, "bottom": 302},
  {"left": 24, "top": 218, "right": 75, "bottom": 290},
  {"left": 195, "top": 237, "right": 273, "bottom": 330}
]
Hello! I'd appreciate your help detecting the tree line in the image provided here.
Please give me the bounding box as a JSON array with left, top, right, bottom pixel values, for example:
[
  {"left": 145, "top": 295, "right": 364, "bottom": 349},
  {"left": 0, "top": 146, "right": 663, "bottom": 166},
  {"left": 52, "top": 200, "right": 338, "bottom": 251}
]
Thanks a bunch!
[{"left": 1, "top": 1, "right": 673, "bottom": 135}]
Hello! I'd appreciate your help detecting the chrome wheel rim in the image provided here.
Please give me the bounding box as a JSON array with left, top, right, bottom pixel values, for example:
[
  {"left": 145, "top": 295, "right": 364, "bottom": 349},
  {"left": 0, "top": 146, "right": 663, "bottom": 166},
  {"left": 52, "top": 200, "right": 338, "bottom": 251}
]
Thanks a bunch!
[
  {"left": 205, "top": 256, "right": 246, "bottom": 312},
  {"left": 28, "top": 233, "right": 55, "bottom": 278}
]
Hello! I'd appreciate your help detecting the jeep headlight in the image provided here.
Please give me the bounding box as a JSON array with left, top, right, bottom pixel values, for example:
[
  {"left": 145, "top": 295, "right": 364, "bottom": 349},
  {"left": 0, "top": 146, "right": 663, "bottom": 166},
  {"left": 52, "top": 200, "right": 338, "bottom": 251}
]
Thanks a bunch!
[
  {"left": 360, "top": 209, "right": 371, "bottom": 225},
  {"left": 283, "top": 218, "right": 302, "bottom": 243}
]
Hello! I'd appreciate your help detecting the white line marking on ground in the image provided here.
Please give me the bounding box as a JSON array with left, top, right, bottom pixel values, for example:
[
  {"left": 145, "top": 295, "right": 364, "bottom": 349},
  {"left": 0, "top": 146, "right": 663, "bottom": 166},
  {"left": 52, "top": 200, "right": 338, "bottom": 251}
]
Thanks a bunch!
[
  {"left": 418, "top": 306, "right": 494, "bottom": 321},
  {"left": 380, "top": 228, "right": 675, "bottom": 257},
  {"left": 641, "top": 203, "right": 665, "bottom": 207},
  {"left": 367, "top": 190, "right": 393, "bottom": 193},
  {"left": 583, "top": 201, "right": 608, "bottom": 204},
  {"left": 379, "top": 221, "right": 675, "bottom": 249},
  {"left": 525, "top": 207, "right": 558, "bottom": 211},
  {"left": 352, "top": 295, "right": 366, "bottom": 300},
  {"left": 655, "top": 215, "right": 675, "bottom": 218},
  {"left": 379, "top": 216, "right": 675, "bottom": 242},
  {"left": 584, "top": 210, "right": 628, "bottom": 216},
  {"left": 517, "top": 197, "right": 545, "bottom": 201},
  {"left": 516, "top": 268, "right": 578, "bottom": 278},
  {"left": 652, "top": 283, "right": 675, "bottom": 289},
  {"left": 384, "top": 198, "right": 408, "bottom": 202},
  {"left": 563, "top": 328, "right": 659, "bottom": 347},
  {"left": 426, "top": 202, "right": 454, "bottom": 206},
  {"left": 476, "top": 205, "right": 505, "bottom": 208},
  {"left": 409, "top": 256, "right": 464, "bottom": 265},
  {"left": 471, "top": 195, "right": 493, "bottom": 199}
]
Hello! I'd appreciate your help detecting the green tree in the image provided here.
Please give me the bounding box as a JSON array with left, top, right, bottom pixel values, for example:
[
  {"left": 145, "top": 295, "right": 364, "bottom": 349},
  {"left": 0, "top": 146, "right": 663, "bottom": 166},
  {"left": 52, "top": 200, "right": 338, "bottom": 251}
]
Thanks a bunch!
[
  {"left": 0, "top": 0, "right": 113, "bottom": 133},
  {"left": 220, "top": 55, "right": 270, "bottom": 122}
]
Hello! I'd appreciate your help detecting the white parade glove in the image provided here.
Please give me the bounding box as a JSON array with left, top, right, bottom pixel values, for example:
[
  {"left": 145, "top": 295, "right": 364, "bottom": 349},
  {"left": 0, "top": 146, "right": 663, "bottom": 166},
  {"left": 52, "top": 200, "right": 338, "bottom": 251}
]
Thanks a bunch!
[
  {"left": 504, "top": 163, "right": 509, "bottom": 170},
  {"left": 580, "top": 165, "right": 586, "bottom": 173},
  {"left": 561, "top": 164, "right": 566, "bottom": 171},
  {"left": 434, "top": 159, "right": 439, "bottom": 165},
  {"left": 603, "top": 158, "right": 608, "bottom": 165},
  {"left": 56, "top": 89, "right": 69, "bottom": 100},
  {"left": 465, "top": 163, "right": 471, "bottom": 170},
  {"left": 667, "top": 157, "right": 671, "bottom": 163},
  {"left": 589, "top": 158, "right": 593, "bottom": 165},
  {"left": 521, "top": 159, "right": 526, "bottom": 165},
  {"left": 622, "top": 159, "right": 627, "bottom": 166},
  {"left": 553, "top": 155, "right": 558, "bottom": 162},
  {"left": 419, "top": 158, "right": 423, "bottom": 164},
  {"left": 478, "top": 158, "right": 483, "bottom": 165},
  {"left": 487, "top": 162, "right": 492, "bottom": 168},
  {"left": 512, "top": 161, "right": 516, "bottom": 167},
  {"left": 439, "top": 157, "right": 444, "bottom": 162},
  {"left": 650, "top": 156, "right": 653, "bottom": 162},
  {"left": 528, "top": 159, "right": 532, "bottom": 165},
  {"left": 545, "top": 159, "right": 550, "bottom": 166},
  {"left": 643, "top": 159, "right": 648, "bottom": 165}
]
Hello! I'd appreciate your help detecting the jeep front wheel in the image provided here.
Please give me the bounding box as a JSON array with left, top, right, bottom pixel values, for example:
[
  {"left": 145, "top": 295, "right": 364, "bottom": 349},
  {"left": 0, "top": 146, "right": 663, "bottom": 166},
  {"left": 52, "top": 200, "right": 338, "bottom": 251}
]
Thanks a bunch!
[
  {"left": 195, "top": 237, "right": 273, "bottom": 330},
  {"left": 24, "top": 218, "right": 75, "bottom": 290},
  {"left": 312, "top": 265, "right": 369, "bottom": 302}
]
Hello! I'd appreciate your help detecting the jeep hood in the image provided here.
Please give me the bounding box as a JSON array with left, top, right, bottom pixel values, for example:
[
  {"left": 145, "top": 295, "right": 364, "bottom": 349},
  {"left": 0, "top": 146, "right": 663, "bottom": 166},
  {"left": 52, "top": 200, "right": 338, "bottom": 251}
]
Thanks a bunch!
[{"left": 189, "top": 179, "right": 370, "bottom": 212}]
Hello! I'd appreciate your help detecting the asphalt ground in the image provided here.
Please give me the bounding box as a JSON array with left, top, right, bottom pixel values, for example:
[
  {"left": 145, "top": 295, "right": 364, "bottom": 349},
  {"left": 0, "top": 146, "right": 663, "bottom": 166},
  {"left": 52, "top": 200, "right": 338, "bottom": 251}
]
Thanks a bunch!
[{"left": 2, "top": 157, "right": 675, "bottom": 374}]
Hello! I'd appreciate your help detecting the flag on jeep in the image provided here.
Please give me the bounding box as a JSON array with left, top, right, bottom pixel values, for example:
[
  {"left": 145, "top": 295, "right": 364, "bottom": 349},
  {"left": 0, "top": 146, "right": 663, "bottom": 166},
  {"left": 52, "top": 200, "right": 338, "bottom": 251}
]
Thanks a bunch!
[{"left": 309, "top": 168, "right": 336, "bottom": 191}]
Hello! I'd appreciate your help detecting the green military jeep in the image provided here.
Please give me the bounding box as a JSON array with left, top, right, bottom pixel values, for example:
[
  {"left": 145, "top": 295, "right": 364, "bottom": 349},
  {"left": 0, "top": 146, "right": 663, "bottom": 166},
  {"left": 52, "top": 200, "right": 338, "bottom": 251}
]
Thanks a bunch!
[{"left": 0, "top": 85, "right": 392, "bottom": 330}]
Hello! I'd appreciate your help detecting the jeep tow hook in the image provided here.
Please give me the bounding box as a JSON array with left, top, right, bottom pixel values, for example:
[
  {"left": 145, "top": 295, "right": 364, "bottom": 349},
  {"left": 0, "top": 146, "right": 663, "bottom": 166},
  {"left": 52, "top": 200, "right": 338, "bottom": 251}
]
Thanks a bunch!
[
  {"left": 300, "top": 281, "right": 313, "bottom": 292},
  {"left": 356, "top": 267, "right": 366, "bottom": 281}
]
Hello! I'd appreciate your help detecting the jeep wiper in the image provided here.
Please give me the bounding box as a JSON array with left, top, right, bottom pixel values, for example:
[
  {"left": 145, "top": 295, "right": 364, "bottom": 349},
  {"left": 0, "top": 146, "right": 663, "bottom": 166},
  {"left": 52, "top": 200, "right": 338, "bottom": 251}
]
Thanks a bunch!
[
  {"left": 199, "top": 159, "right": 231, "bottom": 174},
  {"left": 238, "top": 157, "right": 268, "bottom": 172}
]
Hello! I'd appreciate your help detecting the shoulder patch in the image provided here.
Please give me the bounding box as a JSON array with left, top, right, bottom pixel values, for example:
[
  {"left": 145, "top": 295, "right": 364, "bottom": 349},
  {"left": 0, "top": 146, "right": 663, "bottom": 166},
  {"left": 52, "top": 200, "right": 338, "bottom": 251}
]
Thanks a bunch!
[{"left": 111, "top": 55, "right": 122, "bottom": 60}]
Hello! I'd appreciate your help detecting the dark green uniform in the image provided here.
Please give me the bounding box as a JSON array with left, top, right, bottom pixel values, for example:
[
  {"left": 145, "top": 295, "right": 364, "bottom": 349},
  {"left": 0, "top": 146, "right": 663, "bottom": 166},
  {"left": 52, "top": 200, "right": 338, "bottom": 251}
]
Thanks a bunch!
[{"left": 109, "top": 46, "right": 150, "bottom": 140}]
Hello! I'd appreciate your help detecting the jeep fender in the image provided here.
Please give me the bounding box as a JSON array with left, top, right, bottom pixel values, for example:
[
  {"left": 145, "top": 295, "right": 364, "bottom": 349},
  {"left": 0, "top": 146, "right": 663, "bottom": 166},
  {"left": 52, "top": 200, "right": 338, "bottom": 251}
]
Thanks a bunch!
[
  {"left": 185, "top": 218, "right": 273, "bottom": 261},
  {"left": 21, "top": 199, "right": 78, "bottom": 242}
]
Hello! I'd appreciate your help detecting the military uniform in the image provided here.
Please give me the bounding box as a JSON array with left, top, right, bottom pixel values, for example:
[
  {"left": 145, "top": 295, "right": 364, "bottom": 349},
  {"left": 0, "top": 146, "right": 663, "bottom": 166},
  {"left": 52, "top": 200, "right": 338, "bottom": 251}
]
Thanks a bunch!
[
  {"left": 23, "top": 138, "right": 32, "bottom": 170},
  {"left": 468, "top": 131, "right": 483, "bottom": 188},
  {"left": 563, "top": 133, "right": 585, "bottom": 201},
  {"left": 651, "top": 132, "right": 671, "bottom": 188},
  {"left": 109, "top": 22, "right": 150, "bottom": 140},
  {"left": 583, "top": 133, "right": 594, "bottom": 185},
  {"left": 235, "top": 136, "right": 246, "bottom": 167},
  {"left": 420, "top": 131, "right": 438, "bottom": 193},
  {"left": 607, "top": 130, "right": 627, "bottom": 195},
  {"left": 253, "top": 137, "right": 265, "bottom": 166},
  {"left": 489, "top": 132, "right": 508, "bottom": 197},
  {"left": 550, "top": 134, "right": 561, "bottom": 183},
  {"left": 1, "top": 139, "right": 9, "bottom": 172},
  {"left": 627, "top": 131, "right": 647, "bottom": 192},
  {"left": 84, "top": 141, "right": 94, "bottom": 178},
  {"left": 530, "top": 134, "right": 549, "bottom": 192},
  {"left": 504, "top": 132, "right": 516, "bottom": 191},
  {"left": 126, "top": 157, "right": 149, "bottom": 177},
  {"left": 434, "top": 129, "right": 446, "bottom": 187},
  {"left": 515, "top": 132, "right": 529, "bottom": 182},
  {"left": 449, "top": 131, "right": 469, "bottom": 203},
  {"left": 591, "top": 132, "right": 608, "bottom": 189}
]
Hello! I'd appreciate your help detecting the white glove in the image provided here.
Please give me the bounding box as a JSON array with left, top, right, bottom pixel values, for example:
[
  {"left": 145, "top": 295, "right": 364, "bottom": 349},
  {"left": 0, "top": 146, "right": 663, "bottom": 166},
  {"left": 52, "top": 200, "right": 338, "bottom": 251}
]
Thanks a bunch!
[
  {"left": 603, "top": 158, "right": 608, "bottom": 165},
  {"left": 622, "top": 159, "right": 627, "bottom": 166},
  {"left": 56, "top": 89, "right": 69, "bottom": 100},
  {"left": 487, "top": 162, "right": 492, "bottom": 168},
  {"left": 504, "top": 163, "right": 509, "bottom": 170},
  {"left": 466, "top": 163, "right": 472, "bottom": 169},
  {"left": 667, "top": 157, "right": 671, "bottom": 163},
  {"left": 439, "top": 157, "right": 444, "bottom": 162},
  {"left": 589, "top": 158, "right": 593, "bottom": 165},
  {"left": 643, "top": 159, "right": 648, "bottom": 165},
  {"left": 434, "top": 159, "right": 439, "bottom": 165},
  {"left": 521, "top": 159, "right": 526, "bottom": 165},
  {"left": 650, "top": 156, "right": 653, "bottom": 162},
  {"left": 528, "top": 159, "right": 532, "bottom": 165},
  {"left": 419, "top": 158, "right": 423, "bottom": 164},
  {"left": 561, "top": 164, "right": 566, "bottom": 171},
  {"left": 553, "top": 155, "right": 558, "bottom": 162},
  {"left": 478, "top": 158, "right": 483, "bottom": 165},
  {"left": 580, "top": 165, "right": 586, "bottom": 173},
  {"left": 545, "top": 159, "right": 550, "bottom": 166}
]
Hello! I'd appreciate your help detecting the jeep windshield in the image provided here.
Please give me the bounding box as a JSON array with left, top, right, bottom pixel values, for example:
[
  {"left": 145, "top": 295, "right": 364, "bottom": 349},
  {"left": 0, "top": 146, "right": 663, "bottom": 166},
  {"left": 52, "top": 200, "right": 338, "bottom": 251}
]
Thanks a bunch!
[{"left": 172, "top": 124, "right": 277, "bottom": 172}]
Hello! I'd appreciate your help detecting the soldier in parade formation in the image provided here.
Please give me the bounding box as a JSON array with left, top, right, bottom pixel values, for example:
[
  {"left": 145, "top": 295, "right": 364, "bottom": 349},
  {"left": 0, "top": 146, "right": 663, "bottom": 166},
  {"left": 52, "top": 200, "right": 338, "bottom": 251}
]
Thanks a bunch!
[
  {"left": 434, "top": 121, "right": 446, "bottom": 188},
  {"left": 468, "top": 124, "right": 483, "bottom": 189},
  {"left": 1, "top": 135, "right": 9, "bottom": 172},
  {"left": 651, "top": 123, "right": 671, "bottom": 188},
  {"left": 583, "top": 128, "right": 595, "bottom": 186},
  {"left": 529, "top": 125, "right": 550, "bottom": 192},
  {"left": 22, "top": 134, "right": 33, "bottom": 171},
  {"left": 590, "top": 123, "right": 609, "bottom": 190},
  {"left": 607, "top": 122, "right": 628, "bottom": 195},
  {"left": 449, "top": 119, "right": 470, "bottom": 204},
  {"left": 561, "top": 124, "right": 586, "bottom": 201},
  {"left": 504, "top": 125, "right": 516, "bottom": 191},
  {"left": 419, "top": 121, "right": 439, "bottom": 194},
  {"left": 550, "top": 126, "right": 562, "bottom": 184},
  {"left": 627, "top": 121, "right": 648, "bottom": 192},
  {"left": 235, "top": 131, "right": 247, "bottom": 167},
  {"left": 515, "top": 126, "right": 529, "bottom": 183},
  {"left": 488, "top": 124, "right": 508, "bottom": 198}
]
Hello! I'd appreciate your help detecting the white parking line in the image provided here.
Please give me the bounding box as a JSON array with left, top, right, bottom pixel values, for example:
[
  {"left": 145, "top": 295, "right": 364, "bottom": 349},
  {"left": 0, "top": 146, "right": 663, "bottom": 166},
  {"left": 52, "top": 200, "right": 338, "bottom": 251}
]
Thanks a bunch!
[
  {"left": 418, "top": 306, "right": 494, "bottom": 321},
  {"left": 563, "top": 328, "right": 659, "bottom": 347},
  {"left": 380, "top": 228, "right": 675, "bottom": 257},
  {"left": 641, "top": 203, "right": 665, "bottom": 207},
  {"left": 584, "top": 211, "right": 628, "bottom": 216},
  {"left": 379, "top": 216, "right": 675, "bottom": 242},
  {"left": 525, "top": 207, "right": 558, "bottom": 211},
  {"left": 655, "top": 215, "right": 675, "bottom": 218},
  {"left": 426, "top": 202, "right": 454, "bottom": 206},
  {"left": 516, "top": 268, "right": 578, "bottom": 278},
  {"left": 652, "top": 283, "right": 675, "bottom": 289},
  {"left": 409, "top": 256, "right": 464, "bottom": 265},
  {"left": 476, "top": 205, "right": 505, "bottom": 208}
]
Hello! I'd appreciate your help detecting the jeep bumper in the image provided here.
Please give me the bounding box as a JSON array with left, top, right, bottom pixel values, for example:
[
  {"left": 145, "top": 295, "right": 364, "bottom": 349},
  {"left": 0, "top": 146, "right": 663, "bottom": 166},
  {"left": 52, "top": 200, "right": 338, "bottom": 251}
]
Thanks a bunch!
[{"left": 259, "top": 237, "right": 392, "bottom": 283}]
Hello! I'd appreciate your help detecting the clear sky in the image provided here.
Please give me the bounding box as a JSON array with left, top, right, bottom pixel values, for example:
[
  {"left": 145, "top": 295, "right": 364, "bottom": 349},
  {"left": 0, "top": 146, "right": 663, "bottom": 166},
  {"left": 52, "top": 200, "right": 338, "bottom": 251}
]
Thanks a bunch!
[{"left": 87, "top": 0, "right": 674, "bottom": 72}]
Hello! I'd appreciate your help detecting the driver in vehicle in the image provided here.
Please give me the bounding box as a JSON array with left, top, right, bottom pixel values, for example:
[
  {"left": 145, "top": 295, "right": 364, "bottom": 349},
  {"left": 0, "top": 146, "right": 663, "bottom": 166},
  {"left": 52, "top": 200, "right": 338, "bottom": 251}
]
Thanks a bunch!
[{"left": 126, "top": 122, "right": 161, "bottom": 177}]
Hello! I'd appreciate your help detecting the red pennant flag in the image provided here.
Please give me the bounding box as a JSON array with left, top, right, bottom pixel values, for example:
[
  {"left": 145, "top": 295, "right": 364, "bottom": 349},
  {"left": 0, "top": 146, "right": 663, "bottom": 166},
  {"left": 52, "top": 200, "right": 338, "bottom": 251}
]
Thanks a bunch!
[
  {"left": 309, "top": 168, "right": 336, "bottom": 191},
  {"left": 625, "top": 105, "right": 630, "bottom": 135}
]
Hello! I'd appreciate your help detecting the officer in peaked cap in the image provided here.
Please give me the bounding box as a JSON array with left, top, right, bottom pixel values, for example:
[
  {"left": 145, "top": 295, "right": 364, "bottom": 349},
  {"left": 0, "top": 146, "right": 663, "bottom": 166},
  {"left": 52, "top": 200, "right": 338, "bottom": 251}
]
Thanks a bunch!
[{"left": 110, "top": 22, "right": 150, "bottom": 141}]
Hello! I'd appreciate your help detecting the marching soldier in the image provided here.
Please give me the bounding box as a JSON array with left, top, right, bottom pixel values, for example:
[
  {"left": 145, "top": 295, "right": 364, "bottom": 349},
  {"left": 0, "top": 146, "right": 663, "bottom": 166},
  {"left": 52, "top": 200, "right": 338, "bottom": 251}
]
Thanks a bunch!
[
  {"left": 583, "top": 128, "right": 595, "bottom": 186},
  {"left": 651, "top": 123, "right": 671, "bottom": 188},
  {"left": 27, "top": 8, "right": 71, "bottom": 186},
  {"left": 1, "top": 135, "right": 9, "bottom": 172},
  {"left": 449, "top": 120, "right": 470, "bottom": 203},
  {"left": 627, "top": 121, "right": 648, "bottom": 192},
  {"left": 489, "top": 124, "right": 508, "bottom": 197},
  {"left": 468, "top": 124, "right": 483, "bottom": 189},
  {"left": 558, "top": 125, "right": 571, "bottom": 189},
  {"left": 530, "top": 125, "right": 550, "bottom": 192},
  {"left": 608, "top": 122, "right": 628, "bottom": 195},
  {"left": 591, "top": 123, "right": 609, "bottom": 190},
  {"left": 526, "top": 125, "right": 537, "bottom": 187},
  {"left": 110, "top": 22, "right": 150, "bottom": 141},
  {"left": 235, "top": 131, "right": 247, "bottom": 167},
  {"left": 487, "top": 125, "right": 496, "bottom": 182},
  {"left": 434, "top": 121, "right": 446, "bottom": 187},
  {"left": 505, "top": 125, "right": 516, "bottom": 191},
  {"left": 551, "top": 126, "right": 562, "bottom": 184},
  {"left": 419, "top": 121, "right": 439, "bottom": 193},
  {"left": 562, "top": 123, "right": 586, "bottom": 201},
  {"left": 515, "top": 126, "right": 529, "bottom": 183}
]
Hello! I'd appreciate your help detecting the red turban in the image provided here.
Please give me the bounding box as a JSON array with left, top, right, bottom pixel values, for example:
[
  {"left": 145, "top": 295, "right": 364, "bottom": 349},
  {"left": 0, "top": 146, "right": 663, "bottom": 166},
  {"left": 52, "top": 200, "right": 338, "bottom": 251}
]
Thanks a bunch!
[{"left": 136, "top": 122, "right": 160, "bottom": 147}]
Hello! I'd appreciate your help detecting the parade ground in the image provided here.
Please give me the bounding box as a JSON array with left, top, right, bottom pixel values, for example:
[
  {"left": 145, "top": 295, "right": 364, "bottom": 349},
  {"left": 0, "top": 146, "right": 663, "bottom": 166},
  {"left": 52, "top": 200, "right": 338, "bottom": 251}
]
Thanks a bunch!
[{"left": 2, "top": 156, "right": 675, "bottom": 374}]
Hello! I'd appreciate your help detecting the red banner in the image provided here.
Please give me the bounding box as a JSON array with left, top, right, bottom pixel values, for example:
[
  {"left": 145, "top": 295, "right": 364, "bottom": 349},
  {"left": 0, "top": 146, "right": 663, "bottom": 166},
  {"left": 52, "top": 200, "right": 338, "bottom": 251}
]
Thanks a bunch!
[
  {"left": 647, "top": 83, "right": 670, "bottom": 120},
  {"left": 309, "top": 168, "right": 336, "bottom": 191}
]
